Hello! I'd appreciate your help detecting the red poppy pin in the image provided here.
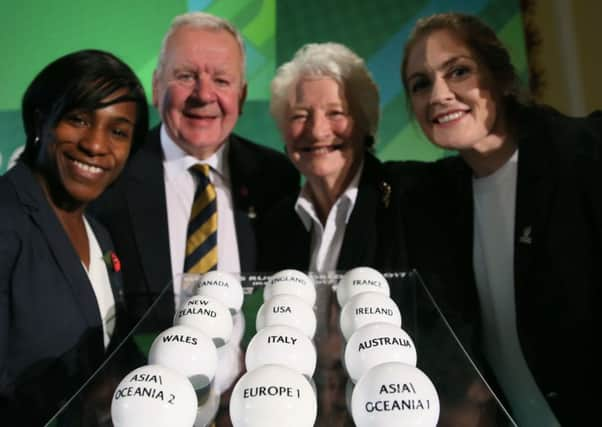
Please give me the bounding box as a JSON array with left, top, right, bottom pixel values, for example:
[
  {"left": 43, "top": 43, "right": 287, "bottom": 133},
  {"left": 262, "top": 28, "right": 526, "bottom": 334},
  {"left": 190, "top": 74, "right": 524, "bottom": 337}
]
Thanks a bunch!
[{"left": 103, "top": 251, "right": 122, "bottom": 272}]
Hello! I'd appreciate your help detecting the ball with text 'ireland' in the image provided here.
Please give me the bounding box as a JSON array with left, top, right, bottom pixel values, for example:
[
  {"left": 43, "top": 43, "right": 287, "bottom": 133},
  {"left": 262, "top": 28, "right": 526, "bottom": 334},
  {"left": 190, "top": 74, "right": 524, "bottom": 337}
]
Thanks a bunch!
[
  {"left": 339, "top": 292, "right": 402, "bottom": 341},
  {"left": 256, "top": 293, "right": 316, "bottom": 339},
  {"left": 351, "top": 362, "right": 439, "bottom": 427},
  {"left": 111, "top": 364, "right": 197, "bottom": 427},
  {"left": 336, "top": 266, "right": 389, "bottom": 307},
  {"left": 174, "top": 294, "right": 233, "bottom": 347},
  {"left": 264, "top": 269, "right": 316, "bottom": 306},
  {"left": 229, "top": 364, "right": 317, "bottom": 427},
  {"left": 195, "top": 270, "right": 244, "bottom": 313}
]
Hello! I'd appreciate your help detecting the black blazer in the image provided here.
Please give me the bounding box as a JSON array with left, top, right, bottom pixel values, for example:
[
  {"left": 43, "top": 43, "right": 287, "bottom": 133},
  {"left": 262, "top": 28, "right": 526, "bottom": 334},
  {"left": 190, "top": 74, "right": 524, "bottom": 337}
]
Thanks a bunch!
[
  {"left": 405, "top": 105, "right": 602, "bottom": 426},
  {"left": 91, "top": 126, "right": 299, "bottom": 329},
  {"left": 0, "top": 163, "right": 126, "bottom": 424}
]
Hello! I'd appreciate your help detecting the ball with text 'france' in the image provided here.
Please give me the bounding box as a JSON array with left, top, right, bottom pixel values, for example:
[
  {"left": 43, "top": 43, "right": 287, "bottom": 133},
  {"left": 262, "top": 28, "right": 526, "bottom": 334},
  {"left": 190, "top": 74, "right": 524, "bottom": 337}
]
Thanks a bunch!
[
  {"left": 246, "top": 324, "right": 317, "bottom": 377},
  {"left": 256, "top": 293, "right": 316, "bottom": 339},
  {"left": 336, "top": 266, "right": 390, "bottom": 307},
  {"left": 195, "top": 270, "right": 244, "bottom": 313},
  {"left": 344, "top": 322, "right": 417, "bottom": 383},
  {"left": 147, "top": 325, "right": 218, "bottom": 391},
  {"left": 111, "top": 364, "right": 197, "bottom": 427},
  {"left": 174, "top": 294, "right": 233, "bottom": 347},
  {"left": 229, "top": 364, "right": 317, "bottom": 427},
  {"left": 340, "top": 292, "right": 402, "bottom": 341},
  {"left": 264, "top": 269, "right": 316, "bottom": 306},
  {"left": 351, "top": 362, "right": 439, "bottom": 427}
]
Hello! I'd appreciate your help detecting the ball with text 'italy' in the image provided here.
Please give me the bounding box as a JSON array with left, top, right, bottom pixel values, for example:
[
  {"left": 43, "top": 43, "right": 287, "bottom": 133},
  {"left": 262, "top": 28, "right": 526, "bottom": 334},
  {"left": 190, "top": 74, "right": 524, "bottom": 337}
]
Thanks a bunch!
[
  {"left": 264, "top": 269, "right": 316, "bottom": 306},
  {"left": 246, "top": 324, "right": 317, "bottom": 377},
  {"left": 111, "top": 364, "right": 197, "bottom": 427},
  {"left": 147, "top": 325, "right": 218, "bottom": 390},
  {"left": 195, "top": 270, "right": 244, "bottom": 313},
  {"left": 340, "top": 292, "right": 402, "bottom": 341},
  {"left": 174, "top": 294, "right": 233, "bottom": 347},
  {"left": 351, "top": 362, "right": 439, "bottom": 427},
  {"left": 344, "top": 322, "right": 417, "bottom": 383},
  {"left": 256, "top": 293, "right": 316, "bottom": 339},
  {"left": 229, "top": 364, "right": 317, "bottom": 427},
  {"left": 336, "top": 266, "right": 389, "bottom": 307}
]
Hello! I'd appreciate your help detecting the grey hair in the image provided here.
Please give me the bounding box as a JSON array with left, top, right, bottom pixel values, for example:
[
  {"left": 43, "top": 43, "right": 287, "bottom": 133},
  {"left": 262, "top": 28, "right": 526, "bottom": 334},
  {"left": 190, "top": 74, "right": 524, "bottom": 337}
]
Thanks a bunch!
[
  {"left": 270, "top": 42, "right": 380, "bottom": 145},
  {"left": 156, "top": 12, "right": 246, "bottom": 84}
]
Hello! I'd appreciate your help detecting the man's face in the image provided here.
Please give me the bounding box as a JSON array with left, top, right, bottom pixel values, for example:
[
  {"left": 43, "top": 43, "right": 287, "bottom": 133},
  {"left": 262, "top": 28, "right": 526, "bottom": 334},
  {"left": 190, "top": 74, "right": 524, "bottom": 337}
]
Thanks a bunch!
[{"left": 152, "top": 26, "right": 246, "bottom": 159}]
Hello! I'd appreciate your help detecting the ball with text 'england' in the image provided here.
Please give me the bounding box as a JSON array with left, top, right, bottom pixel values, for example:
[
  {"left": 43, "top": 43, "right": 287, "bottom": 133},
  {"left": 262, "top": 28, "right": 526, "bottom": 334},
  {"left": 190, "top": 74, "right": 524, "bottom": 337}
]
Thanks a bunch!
[
  {"left": 246, "top": 324, "right": 317, "bottom": 377},
  {"left": 229, "top": 364, "right": 317, "bottom": 427},
  {"left": 340, "top": 292, "right": 402, "bottom": 341},
  {"left": 256, "top": 294, "right": 317, "bottom": 339},
  {"left": 345, "top": 322, "right": 417, "bottom": 383},
  {"left": 111, "top": 364, "right": 197, "bottom": 427},
  {"left": 147, "top": 325, "right": 218, "bottom": 391},
  {"left": 195, "top": 270, "right": 244, "bottom": 313},
  {"left": 264, "top": 269, "right": 316, "bottom": 306},
  {"left": 336, "top": 266, "right": 390, "bottom": 307},
  {"left": 174, "top": 294, "right": 233, "bottom": 347},
  {"left": 351, "top": 362, "right": 439, "bottom": 427}
]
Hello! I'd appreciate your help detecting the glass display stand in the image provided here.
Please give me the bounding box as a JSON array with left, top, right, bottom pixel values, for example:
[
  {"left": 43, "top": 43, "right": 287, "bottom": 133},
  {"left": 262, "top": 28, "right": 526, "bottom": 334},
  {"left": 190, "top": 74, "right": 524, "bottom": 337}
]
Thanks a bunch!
[{"left": 47, "top": 270, "right": 516, "bottom": 426}]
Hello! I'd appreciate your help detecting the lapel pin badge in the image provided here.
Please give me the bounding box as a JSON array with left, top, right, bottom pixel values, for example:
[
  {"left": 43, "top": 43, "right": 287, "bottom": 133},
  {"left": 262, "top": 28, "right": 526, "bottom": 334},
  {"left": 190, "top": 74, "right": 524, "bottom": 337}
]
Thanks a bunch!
[
  {"left": 380, "top": 181, "right": 391, "bottom": 208},
  {"left": 248, "top": 205, "right": 257, "bottom": 219},
  {"left": 519, "top": 226, "right": 532, "bottom": 245}
]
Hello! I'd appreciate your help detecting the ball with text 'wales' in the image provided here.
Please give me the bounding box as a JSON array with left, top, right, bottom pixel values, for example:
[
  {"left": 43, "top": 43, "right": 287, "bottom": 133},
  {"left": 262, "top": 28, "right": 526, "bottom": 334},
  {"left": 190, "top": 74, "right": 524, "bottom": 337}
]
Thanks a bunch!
[
  {"left": 174, "top": 294, "right": 233, "bottom": 347},
  {"left": 351, "top": 362, "right": 439, "bottom": 427},
  {"left": 336, "top": 266, "right": 390, "bottom": 307},
  {"left": 246, "top": 324, "right": 317, "bottom": 377},
  {"left": 195, "top": 270, "right": 244, "bottom": 313},
  {"left": 229, "top": 364, "right": 317, "bottom": 427},
  {"left": 263, "top": 269, "right": 316, "bottom": 306},
  {"left": 344, "top": 322, "right": 417, "bottom": 383},
  {"left": 111, "top": 364, "right": 197, "bottom": 427},
  {"left": 147, "top": 325, "right": 218, "bottom": 391},
  {"left": 340, "top": 292, "right": 402, "bottom": 341},
  {"left": 256, "top": 293, "right": 317, "bottom": 339}
]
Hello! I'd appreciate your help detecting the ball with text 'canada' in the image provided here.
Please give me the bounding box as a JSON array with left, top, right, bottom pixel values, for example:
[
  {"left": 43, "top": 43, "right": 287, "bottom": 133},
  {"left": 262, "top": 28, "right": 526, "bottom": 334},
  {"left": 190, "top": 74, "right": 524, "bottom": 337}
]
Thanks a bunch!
[
  {"left": 229, "top": 364, "right": 317, "bottom": 427},
  {"left": 246, "top": 324, "right": 317, "bottom": 377},
  {"left": 147, "top": 325, "right": 218, "bottom": 391},
  {"left": 351, "top": 362, "right": 439, "bottom": 427},
  {"left": 195, "top": 270, "right": 244, "bottom": 313},
  {"left": 345, "top": 322, "right": 417, "bottom": 383},
  {"left": 264, "top": 269, "right": 316, "bottom": 306},
  {"left": 174, "top": 294, "right": 233, "bottom": 347},
  {"left": 340, "top": 292, "right": 402, "bottom": 341},
  {"left": 336, "top": 266, "right": 390, "bottom": 307},
  {"left": 256, "top": 293, "right": 316, "bottom": 339},
  {"left": 111, "top": 364, "right": 197, "bottom": 427}
]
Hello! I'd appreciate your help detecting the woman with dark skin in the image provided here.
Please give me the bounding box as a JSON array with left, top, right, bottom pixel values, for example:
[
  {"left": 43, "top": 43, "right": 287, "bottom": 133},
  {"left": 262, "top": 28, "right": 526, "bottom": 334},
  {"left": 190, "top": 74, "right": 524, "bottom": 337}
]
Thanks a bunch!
[{"left": 0, "top": 49, "right": 148, "bottom": 424}]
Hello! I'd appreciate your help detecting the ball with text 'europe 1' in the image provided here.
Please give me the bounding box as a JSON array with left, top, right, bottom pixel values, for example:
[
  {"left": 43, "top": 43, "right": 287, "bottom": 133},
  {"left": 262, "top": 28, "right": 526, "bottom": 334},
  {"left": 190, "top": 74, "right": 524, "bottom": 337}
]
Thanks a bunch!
[
  {"left": 340, "top": 292, "right": 402, "bottom": 341},
  {"left": 111, "top": 364, "right": 197, "bottom": 427},
  {"left": 147, "top": 325, "right": 218, "bottom": 391},
  {"left": 264, "top": 269, "right": 316, "bottom": 306},
  {"left": 174, "top": 294, "right": 233, "bottom": 347},
  {"left": 336, "top": 266, "right": 390, "bottom": 307},
  {"left": 246, "top": 324, "right": 317, "bottom": 377},
  {"left": 256, "top": 293, "right": 317, "bottom": 339},
  {"left": 344, "top": 322, "right": 417, "bottom": 383},
  {"left": 195, "top": 270, "right": 244, "bottom": 313},
  {"left": 229, "top": 364, "right": 317, "bottom": 427},
  {"left": 351, "top": 362, "right": 439, "bottom": 427}
]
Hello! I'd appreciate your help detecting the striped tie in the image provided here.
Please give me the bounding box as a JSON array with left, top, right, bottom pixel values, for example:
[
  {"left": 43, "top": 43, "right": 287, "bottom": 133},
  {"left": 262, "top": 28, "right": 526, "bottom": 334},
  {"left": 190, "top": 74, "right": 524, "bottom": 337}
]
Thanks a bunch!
[{"left": 184, "top": 164, "right": 218, "bottom": 273}]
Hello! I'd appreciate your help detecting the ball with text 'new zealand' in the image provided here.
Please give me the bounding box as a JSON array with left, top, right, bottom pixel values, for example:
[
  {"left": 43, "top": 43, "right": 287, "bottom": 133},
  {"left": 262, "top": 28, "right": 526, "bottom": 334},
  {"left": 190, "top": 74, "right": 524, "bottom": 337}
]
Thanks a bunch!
[
  {"left": 336, "top": 266, "right": 390, "bottom": 307},
  {"left": 195, "top": 270, "right": 244, "bottom": 313},
  {"left": 264, "top": 269, "right": 316, "bottom": 306},
  {"left": 256, "top": 293, "right": 316, "bottom": 339},
  {"left": 340, "top": 292, "right": 402, "bottom": 341},
  {"left": 174, "top": 294, "right": 233, "bottom": 347}
]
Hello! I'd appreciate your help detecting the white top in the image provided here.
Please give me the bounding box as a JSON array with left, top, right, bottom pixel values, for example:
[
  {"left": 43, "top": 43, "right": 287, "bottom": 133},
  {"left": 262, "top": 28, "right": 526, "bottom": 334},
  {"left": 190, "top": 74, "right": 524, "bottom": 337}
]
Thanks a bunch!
[
  {"left": 295, "top": 162, "right": 363, "bottom": 274},
  {"left": 161, "top": 125, "right": 241, "bottom": 308},
  {"left": 472, "top": 150, "right": 559, "bottom": 426},
  {"left": 82, "top": 217, "right": 116, "bottom": 349}
]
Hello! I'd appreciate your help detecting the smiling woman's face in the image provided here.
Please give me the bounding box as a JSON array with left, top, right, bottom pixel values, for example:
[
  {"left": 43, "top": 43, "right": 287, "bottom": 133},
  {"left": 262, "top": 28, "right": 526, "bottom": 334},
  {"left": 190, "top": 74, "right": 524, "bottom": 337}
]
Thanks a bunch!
[{"left": 283, "top": 77, "right": 362, "bottom": 185}]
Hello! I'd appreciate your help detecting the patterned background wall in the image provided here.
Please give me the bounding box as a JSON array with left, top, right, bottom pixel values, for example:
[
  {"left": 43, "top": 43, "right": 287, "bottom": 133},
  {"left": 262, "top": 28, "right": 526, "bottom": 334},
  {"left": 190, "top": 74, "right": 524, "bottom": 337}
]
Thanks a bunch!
[{"left": 0, "top": 0, "right": 525, "bottom": 173}]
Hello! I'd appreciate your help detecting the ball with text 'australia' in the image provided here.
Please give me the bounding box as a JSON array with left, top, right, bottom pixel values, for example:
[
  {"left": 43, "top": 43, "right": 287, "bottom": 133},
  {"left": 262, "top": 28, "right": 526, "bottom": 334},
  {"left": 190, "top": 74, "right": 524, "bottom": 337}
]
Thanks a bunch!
[
  {"left": 263, "top": 269, "right": 316, "bottom": 306},
  {"left": 147, "top": 325, "right": 218, "bottom": 391},
  {"left": 111, "top": 364, "right": 197, "bottom": 427},
  {"left": 246, "top": 324, "right": 317, "bottom": 377},
  {"left": 339, "top": 292, "right": 402, "bottom": 341},
  {"left": 229, "top": 364, "right": 317, "bottom": 427},
  {"left": 256, "top": 293, "right": 317, "bottom": 339},
  {"left": 195, "top": 270, "right": 244, "bottom": 313},
  {"left": 344, "top": 322, "right": 417, "bottom": 383},
  {"left": 174, "top": 294, "right": 233, "bottom": 347},
  {"left": 351, "top": 362, "right": 440, "bottom": 427},
  {"left": 336, "top": 266, "right": 390, "bottom": 307}
]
